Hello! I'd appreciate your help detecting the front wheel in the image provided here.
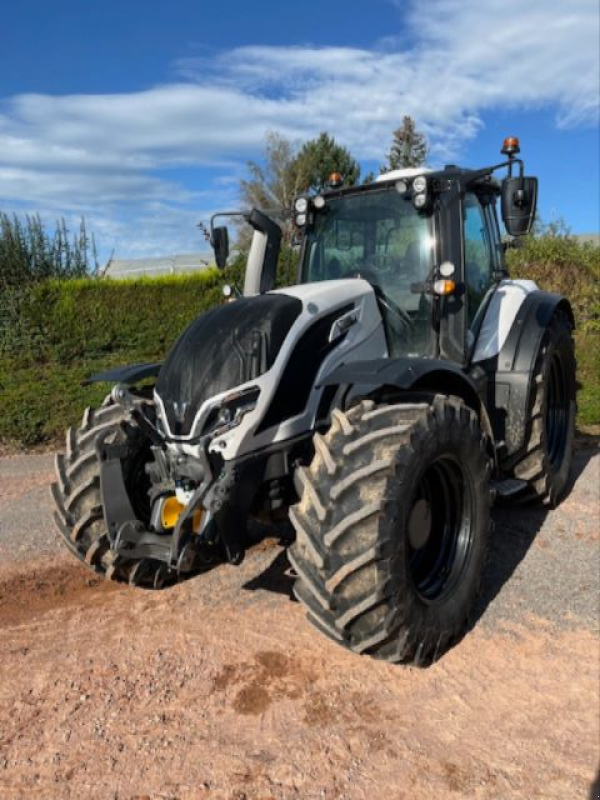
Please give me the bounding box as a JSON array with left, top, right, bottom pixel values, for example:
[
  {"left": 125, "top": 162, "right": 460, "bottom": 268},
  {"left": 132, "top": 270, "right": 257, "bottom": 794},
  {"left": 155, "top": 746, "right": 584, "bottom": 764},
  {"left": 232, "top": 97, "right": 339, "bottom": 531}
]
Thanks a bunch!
[
  {"left": 51, "top": 395, "right": 172, "bottom": 587},
  {"left": 288, "top": 396, "right": 492, "bottom": 665}
]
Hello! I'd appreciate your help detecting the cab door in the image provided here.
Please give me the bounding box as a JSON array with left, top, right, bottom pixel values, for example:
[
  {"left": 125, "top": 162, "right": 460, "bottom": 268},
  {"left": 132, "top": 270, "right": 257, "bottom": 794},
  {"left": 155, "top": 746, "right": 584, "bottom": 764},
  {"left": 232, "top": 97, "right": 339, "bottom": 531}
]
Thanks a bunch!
[
  {"left": 463, "top": 192, "right": 497, "bottom": 331},
  {"left": 439, "top": 186, "right": 501, "bottom": 367}
]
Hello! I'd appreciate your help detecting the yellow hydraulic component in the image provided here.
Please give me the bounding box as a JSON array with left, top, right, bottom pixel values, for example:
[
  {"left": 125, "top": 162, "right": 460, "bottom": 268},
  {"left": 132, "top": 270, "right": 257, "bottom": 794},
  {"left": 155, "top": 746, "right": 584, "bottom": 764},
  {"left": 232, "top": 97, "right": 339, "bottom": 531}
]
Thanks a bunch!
[{"left": 161, "top": 496, "right": 203, "bottom": 532}]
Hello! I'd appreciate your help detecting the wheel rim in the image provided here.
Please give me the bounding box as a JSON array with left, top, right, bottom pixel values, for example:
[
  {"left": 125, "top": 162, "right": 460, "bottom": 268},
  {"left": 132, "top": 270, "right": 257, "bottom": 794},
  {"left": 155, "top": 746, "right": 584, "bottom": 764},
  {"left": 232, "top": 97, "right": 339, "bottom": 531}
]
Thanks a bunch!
[
  {"left": 546, "top": 351, "right": 570, "bottom": 471},
  {"left": 407, "top": 456, "right": 473, "bottom": 602}
]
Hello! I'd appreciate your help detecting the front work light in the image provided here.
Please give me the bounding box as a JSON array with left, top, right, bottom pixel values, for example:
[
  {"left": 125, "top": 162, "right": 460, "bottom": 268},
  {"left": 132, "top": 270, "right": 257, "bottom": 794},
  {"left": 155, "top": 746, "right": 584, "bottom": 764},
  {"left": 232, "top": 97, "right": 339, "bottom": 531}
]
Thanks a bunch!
[{"left": 294, "top": 197, "right": 308, "bottom": 214}]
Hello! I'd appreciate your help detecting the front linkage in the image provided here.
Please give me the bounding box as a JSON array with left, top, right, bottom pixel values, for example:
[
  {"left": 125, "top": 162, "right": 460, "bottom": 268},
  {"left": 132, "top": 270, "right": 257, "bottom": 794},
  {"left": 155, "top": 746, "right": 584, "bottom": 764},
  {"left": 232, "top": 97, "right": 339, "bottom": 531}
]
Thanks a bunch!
[
  {"left": 96, "top": 432, "right": 242, "bottom": 583},
  {"left": 96, "top": 385, "right": 301, "bottom": 581}
]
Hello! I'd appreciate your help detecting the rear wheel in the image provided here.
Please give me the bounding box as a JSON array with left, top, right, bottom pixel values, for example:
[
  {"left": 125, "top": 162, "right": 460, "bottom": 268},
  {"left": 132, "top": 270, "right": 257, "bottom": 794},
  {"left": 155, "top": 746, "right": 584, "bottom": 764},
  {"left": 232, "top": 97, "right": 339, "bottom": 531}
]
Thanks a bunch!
[
  {"left": 288, "top": 395, "right": 492, "bottom": 665},
  {"left": 51, "top": 395, "right": 171, "bottom": 587},
  {"left": 512, "top": 311, "right": 576, "bottom": 505}
]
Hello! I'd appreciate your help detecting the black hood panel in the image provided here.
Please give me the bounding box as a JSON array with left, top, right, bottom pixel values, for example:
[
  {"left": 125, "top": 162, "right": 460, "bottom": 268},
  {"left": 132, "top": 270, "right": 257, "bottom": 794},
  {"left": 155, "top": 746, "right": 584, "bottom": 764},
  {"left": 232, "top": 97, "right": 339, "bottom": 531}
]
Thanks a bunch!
[{"left": 156, "top": 294, "right": 302, "bottom": 436}]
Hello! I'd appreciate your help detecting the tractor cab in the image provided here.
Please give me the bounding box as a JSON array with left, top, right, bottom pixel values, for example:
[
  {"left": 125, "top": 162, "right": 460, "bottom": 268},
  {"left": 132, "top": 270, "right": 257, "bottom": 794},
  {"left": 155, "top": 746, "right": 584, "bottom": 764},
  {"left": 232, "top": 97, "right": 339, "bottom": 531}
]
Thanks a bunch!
[
  {"left": 209, "top": 137, "right": 538, "bottom": 367},
  {"left": 291, "top": 138, "right": 538, "bottom": 366}
]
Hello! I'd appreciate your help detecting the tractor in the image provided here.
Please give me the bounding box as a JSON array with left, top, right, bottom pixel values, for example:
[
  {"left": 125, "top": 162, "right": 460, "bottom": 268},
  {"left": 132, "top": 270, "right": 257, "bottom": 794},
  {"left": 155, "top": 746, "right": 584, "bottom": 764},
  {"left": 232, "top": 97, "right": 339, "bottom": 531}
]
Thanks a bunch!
[{"left": 52, "top": 137, "right": 576, "bottom": 664}]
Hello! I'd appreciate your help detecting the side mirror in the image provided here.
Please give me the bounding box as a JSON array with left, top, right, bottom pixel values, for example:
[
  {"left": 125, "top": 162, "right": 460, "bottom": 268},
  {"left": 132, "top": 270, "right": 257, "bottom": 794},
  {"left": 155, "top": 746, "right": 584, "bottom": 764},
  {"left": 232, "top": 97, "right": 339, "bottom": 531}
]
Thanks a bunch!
[
  {"left": 211, "top": 226, "right": 229, "bottom": 269},
  {"left": 501, "top": 176, "right": 538, "bottom": 236}
]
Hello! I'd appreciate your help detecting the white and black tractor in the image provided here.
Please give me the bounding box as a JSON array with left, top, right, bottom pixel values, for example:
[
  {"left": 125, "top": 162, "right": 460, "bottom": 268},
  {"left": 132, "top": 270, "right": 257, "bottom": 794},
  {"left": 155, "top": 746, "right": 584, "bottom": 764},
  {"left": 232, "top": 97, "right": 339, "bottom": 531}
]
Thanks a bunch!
[{"left": 52, "top": 138, "right": 576, "bottom": 664}]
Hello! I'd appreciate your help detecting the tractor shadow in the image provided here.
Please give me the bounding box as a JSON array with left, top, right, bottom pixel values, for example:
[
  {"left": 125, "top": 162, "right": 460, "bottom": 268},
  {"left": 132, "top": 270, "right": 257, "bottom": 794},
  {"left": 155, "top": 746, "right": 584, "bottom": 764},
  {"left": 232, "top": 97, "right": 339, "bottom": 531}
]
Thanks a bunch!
[
  {"left": 242, "top": 520, "right": 295, "bottom": 598},
  {"left": 471, "top": 432, "right": 599, "bottom": 627},
  {"left": 589, "top": 767, "right": 600, "bottom": 800},
  {"left": 242, "top": 549, "right": 295, "bottom": 598}
]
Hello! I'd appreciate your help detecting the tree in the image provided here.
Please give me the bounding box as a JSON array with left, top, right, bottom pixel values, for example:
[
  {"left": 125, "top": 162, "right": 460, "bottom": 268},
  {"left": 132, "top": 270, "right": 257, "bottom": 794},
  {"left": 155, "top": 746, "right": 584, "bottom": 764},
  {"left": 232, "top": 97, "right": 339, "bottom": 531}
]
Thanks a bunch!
[
  {"left": 240, "top": 130, "right": 361, "bottom": 218},
  {"left": 0, "top": 212, "right": 96, "bottom": 288},
  {"left": 239, "top": 131, "right": 304, "bottom": 222},
  {"left": 381, "top": 116, "right": 428, "bottom": 172},
  {"left": 531, "top": 215, "right": 571, "bottom": 239},
  {"left": 238, "top": 130, "right": 360, "bottom": 250},
  {"left": 294, "top": 132, "right": 360, "bottom": 192}
]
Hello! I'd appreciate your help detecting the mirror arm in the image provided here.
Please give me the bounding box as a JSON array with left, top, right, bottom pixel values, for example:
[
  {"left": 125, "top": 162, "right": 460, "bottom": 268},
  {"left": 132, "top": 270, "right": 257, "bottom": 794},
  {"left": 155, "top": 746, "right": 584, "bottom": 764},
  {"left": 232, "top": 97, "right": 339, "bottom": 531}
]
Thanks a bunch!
[
  {"left": 466, "top": 157, "right": 524, "bottom": 187},
  {"left": 209, "top": 211, "right": 248, "bottom": 245}
]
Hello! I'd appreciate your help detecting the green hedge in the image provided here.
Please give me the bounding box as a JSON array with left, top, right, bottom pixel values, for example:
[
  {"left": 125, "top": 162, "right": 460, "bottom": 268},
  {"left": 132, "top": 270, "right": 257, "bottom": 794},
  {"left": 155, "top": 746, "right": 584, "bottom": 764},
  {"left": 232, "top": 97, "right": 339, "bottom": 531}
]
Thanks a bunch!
[
  {"left": 0, "top": 238, "right": 598, "bottom": 446},
  {"left": 506, "top": 236, "right": 600, "bottom": 333},
  {"left": 506, "top": 236, "right": 600, "bottom": 426},
  {"left": 1, "top": 269, "right": 223, "bottom": 365},
  {"left": 0, "top": 270, "right": 225, "bottom": 444}
]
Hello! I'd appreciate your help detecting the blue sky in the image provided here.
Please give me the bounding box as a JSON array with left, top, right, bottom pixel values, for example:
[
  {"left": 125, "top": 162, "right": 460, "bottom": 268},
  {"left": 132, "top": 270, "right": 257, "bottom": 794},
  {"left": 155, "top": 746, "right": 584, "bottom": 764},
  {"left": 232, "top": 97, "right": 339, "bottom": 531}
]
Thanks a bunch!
[{"left": 0, "top": 0, "right": 598, "bottom": 262}]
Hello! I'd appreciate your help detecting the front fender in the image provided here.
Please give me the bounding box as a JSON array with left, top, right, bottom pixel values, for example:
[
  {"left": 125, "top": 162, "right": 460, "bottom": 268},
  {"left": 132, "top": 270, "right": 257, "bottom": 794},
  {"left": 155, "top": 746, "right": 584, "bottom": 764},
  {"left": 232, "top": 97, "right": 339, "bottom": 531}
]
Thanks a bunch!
[
  {"left": 82, "top": 362, "right": 162, "bottom": 386},
  {"left": 319, "top": 357, "right": 482, "bottom": 415}
]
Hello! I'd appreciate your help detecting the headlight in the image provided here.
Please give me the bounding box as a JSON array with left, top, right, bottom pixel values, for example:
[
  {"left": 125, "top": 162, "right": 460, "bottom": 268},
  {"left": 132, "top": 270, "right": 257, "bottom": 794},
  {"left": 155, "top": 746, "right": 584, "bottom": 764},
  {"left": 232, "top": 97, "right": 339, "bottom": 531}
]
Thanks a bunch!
[
  {"left": 295, "top": 213, "right": 307, "bottom": 227},
  {"left": 413, "top": 193, "right": 428, "bottom": 209},
  {"left": 294, "top": 197, "right": 308, "bottom": 214},
  {"left": 413, "top": 175, "right": 427, "bottom": 193},
  {"left": 204, "top": 387, "right": 260, "bottom": 437}
]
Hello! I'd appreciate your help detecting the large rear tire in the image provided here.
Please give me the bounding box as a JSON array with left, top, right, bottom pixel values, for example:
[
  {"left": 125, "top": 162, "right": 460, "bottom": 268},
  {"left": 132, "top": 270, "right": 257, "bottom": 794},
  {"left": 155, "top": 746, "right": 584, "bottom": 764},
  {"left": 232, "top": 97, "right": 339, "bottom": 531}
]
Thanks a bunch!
[
  {"left": 51, "top": 396, "right": 170, "bottom": 587},
  {"left": 512, "top": 311, "right": 576, "bottom": 506},
  {"left": 288, "top": 396, "right": 492, "bottom": 665}
]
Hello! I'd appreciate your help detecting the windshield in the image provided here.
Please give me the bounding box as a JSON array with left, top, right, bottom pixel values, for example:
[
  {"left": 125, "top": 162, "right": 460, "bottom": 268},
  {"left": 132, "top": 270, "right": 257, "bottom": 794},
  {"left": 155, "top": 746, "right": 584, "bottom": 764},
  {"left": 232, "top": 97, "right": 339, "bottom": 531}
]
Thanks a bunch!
[{"left": 300, "top": 188, "right": 436, "bottom": 357}]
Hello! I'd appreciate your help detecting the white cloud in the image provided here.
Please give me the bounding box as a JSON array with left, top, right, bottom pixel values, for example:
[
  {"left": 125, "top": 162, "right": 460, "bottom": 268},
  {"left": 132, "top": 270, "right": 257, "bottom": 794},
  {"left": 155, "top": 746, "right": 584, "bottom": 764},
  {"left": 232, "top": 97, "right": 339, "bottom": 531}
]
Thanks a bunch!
[{"left": 0, "top": 0, "right": 597, "bottom": 257}]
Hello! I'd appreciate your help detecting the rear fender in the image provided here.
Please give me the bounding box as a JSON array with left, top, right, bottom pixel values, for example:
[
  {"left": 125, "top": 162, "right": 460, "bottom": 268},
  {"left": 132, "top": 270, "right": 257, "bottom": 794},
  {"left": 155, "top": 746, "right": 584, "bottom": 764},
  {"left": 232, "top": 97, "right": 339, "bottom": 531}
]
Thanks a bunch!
[{"left": 472, "top": 290, "right": 574, "bottom": 463}]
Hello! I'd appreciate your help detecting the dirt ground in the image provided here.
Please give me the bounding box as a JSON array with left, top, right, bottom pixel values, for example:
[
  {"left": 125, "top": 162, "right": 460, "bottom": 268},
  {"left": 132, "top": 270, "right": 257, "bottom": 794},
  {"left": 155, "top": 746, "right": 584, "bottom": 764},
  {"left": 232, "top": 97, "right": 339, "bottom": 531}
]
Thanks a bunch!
[{"left": 0, "top": 441, "right": 599, "bottom": 800}]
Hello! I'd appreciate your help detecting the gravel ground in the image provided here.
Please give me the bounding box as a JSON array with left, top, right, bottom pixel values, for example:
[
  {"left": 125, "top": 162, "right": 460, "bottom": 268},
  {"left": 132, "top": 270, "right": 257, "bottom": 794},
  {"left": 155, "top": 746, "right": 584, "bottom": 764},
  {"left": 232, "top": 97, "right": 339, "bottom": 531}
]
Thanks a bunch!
[{"left": 0, "top": 440, "right": 598, "bottom": 799}]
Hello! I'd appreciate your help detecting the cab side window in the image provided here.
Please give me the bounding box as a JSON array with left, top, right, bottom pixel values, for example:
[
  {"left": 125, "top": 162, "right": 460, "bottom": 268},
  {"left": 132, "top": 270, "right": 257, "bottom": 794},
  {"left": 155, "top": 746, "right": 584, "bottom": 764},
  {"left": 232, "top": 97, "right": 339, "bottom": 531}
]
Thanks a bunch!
[{"left": 463, "top": 193, "right": 494, "bottom": 328}]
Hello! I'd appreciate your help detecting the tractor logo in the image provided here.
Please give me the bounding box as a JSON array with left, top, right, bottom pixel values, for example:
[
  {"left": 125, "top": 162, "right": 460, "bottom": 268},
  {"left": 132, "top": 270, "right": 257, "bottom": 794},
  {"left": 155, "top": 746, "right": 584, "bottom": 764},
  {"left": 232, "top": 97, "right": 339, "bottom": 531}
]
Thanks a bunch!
[{"left": 171, "top": 401, "right": 189, "bottom": 423}]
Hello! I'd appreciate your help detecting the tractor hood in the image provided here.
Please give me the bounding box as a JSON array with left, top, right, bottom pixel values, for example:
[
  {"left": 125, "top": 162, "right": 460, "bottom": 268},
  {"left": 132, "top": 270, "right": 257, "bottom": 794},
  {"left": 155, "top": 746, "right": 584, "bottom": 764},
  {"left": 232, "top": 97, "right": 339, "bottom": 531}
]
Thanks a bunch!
[
  {"left": 154, "top": 279, "right": 387, "bottom": 452},
  {"left": 155, "top": 294, "right": 302, "bottom": 436}
]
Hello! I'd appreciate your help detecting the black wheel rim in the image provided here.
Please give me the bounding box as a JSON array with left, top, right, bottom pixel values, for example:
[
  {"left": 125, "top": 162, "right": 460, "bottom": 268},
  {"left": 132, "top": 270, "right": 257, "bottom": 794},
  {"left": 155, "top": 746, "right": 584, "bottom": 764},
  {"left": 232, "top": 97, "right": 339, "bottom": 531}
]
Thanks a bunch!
[
  {"left": 407, "top": 456, "right": 473, "bottom": 602},
  {"left": 546, "top": 351, "right": 570, "bottom": 471}
]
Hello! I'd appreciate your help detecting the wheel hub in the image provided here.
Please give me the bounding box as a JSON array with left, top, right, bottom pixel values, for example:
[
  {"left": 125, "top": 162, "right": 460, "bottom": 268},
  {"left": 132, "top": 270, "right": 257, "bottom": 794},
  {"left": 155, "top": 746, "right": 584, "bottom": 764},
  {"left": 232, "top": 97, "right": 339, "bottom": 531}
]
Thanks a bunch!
[
  {"left": 408, "top": 498, "right": 432, "bottom": 550},
  {"left": 408, "top": 455, "right": 473, "bottom": 602}
]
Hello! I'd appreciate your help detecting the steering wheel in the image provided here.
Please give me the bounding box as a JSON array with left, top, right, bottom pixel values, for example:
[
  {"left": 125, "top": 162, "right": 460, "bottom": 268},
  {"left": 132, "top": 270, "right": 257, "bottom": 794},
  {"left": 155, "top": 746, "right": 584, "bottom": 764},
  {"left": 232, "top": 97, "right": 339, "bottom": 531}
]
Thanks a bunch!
[
  {"left": 349, "top": 268, "right": 412, "bottom": 330},
  {"left": 349, "top": 266, "right": 380, "bottom": 285}
]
